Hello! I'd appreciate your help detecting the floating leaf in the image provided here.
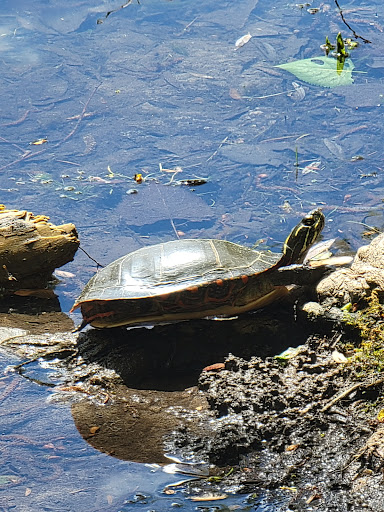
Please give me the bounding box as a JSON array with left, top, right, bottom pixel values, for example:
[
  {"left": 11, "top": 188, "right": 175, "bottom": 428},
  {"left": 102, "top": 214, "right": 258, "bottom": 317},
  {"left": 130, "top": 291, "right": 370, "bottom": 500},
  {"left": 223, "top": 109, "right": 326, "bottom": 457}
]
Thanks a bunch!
[
  {"left": 276, "top": 56, "right": 355, "bottom": 88},
  {"left": 30, "top": 138, "right": 48, "bottom": 145},
  {"left": 235, "top": 33, "right": 252, "bottom": 49},
  {"left": 336, "top": 32, "right": 348, "bottom": 57}
]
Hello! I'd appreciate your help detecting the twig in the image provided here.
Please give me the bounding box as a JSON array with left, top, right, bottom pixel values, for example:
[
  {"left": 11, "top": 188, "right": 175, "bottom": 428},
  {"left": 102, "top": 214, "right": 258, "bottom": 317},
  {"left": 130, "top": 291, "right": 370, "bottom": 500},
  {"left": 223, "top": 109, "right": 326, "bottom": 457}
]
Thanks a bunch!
[
  {"left": 0, "top": 135, "right": 27, "bottom": 153},
  {"left": 1, "top": 109, "right": 31, "bottom": 127},
  {"left": 182, "top": 16, "right": 198, "bottom": 33},
  {"left": 155, "top": 182, "right": 180, "bottom": 239},
  {"left": 334, "top": 0, "right": 371, "bottom": 44},
  {"left": 79, "top": 245, "right": 104, "bottom": 268},
  {"left": 321, "top": 376, "right": 384, "bottom": 412},
  {"left": 58, "top": 84, "right": 100, "bottom": 145},
  {"left": 206, "top": 136, "right": 229, "bottom": 162},
  {"left": 0, "top": 148, "right": 45, "bottom": 172},
  {"left": 0, "top": 378, "right": 20, "bottom": 403}
]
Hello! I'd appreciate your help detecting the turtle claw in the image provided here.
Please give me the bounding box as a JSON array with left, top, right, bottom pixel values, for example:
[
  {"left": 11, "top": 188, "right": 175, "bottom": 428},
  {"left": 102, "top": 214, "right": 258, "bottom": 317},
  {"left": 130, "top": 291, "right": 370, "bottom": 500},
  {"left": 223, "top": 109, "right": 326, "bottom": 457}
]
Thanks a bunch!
[{"left": 72, "top": 319, "right": 88, "bottom": 333}]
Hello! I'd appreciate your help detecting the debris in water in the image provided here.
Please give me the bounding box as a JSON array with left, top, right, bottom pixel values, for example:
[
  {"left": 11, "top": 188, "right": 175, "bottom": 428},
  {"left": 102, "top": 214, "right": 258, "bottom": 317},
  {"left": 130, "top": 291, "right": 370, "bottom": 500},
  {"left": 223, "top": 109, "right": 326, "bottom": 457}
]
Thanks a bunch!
[{"left": 235, "top": 33, "right": 252, "bottom": 50}]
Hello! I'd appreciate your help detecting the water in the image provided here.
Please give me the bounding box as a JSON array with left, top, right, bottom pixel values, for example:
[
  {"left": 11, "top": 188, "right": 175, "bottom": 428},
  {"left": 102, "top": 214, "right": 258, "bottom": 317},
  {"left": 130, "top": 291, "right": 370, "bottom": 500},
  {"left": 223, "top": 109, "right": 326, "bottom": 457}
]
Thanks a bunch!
[{"left": 0, "top": 0, "right": 383, "bottom": 509}]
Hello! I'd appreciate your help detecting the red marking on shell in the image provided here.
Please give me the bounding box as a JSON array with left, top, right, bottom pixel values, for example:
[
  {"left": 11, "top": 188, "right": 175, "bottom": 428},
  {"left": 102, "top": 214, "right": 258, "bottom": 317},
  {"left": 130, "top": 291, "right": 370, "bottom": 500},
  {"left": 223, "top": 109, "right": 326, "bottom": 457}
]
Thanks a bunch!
[
  {"left": 187, "top": 285, "right": 199, "bottom": 293},
  {"left": 84, "top": 310, "right": 114, "bottom": 323},
  {"left": 216, "top": 279, "right": 224, "bottom": 287},
  {"left": 241, "top": 275, "right": 249, "bottom": 284}
]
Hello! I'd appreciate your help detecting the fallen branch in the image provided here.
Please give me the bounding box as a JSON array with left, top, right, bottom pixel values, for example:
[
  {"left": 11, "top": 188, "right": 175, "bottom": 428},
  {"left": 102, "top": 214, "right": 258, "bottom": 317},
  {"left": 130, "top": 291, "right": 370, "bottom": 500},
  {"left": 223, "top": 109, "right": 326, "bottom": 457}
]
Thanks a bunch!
[{"left": 321, "top": 375, "right": 384, "bottom": 412}]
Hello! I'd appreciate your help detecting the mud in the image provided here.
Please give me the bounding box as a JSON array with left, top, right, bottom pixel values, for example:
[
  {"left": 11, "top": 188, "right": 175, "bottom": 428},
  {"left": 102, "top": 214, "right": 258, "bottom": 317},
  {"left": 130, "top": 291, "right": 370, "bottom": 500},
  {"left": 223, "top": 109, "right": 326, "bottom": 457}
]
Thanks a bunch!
[{"left": 167, "top": 333, "right": 384, "bottom": 511}]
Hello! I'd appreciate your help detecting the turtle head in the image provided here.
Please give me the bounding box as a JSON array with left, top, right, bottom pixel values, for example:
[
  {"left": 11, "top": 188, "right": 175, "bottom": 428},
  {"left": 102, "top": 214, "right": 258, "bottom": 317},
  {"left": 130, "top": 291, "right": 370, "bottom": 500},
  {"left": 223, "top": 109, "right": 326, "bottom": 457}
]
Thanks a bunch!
[{"left": 282, "top": 209, "right": 325, "bottom": 265}]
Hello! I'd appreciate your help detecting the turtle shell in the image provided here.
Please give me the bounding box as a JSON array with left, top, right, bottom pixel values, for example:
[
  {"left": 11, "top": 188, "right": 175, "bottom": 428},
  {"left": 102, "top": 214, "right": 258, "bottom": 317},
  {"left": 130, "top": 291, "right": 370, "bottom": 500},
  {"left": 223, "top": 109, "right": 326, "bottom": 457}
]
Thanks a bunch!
[
  {"left": 71, "top": 239, "right": 283, "bottom": 329},
  {"left": 71, "top": 209, "right": 325, "bottom": 329}
]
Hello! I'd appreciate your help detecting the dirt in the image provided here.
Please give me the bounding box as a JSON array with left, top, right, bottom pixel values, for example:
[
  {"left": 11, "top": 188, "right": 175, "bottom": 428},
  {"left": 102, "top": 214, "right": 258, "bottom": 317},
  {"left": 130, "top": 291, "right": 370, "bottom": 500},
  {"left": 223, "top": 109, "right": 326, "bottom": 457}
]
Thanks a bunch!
[{"left": 166, "top": 332, "right": 384, "bottom": 511}]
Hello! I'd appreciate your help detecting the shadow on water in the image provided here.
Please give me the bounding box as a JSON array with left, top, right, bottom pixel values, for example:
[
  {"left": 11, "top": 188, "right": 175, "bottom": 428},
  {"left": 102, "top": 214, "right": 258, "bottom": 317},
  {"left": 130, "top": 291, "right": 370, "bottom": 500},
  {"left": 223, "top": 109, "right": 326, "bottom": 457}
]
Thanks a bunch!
[
  {"left": 76, "top": 302, "right": 311, "bottom": 391},
  {"left": 1, "top": 293, "right": 316, "bottom": 469},
  {"left": 70, "top": 303, "right": 314, "bottom": 465}
]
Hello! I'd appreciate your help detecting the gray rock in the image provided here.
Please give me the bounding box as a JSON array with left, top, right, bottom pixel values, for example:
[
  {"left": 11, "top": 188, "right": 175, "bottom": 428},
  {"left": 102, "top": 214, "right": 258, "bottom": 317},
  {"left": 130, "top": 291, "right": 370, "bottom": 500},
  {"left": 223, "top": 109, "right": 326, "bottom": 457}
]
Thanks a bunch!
[{"left": 316, "top": 233, "right": 384, "bottom": 308}]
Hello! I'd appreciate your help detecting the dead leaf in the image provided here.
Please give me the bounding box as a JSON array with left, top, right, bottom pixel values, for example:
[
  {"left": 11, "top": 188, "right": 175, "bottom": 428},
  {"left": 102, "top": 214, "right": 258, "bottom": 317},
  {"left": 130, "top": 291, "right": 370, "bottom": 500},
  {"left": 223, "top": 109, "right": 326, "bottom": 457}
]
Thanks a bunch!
[
  {"left": 332, "top": 350, "right": 348, "bottom": 363},
  {"left": 286, "top": 444, "right": 300, "bottom": 452},
  {"left": 55, "top": 270, "right": 75, "bottom": 278},
  {"left": 229, "top": 88, "right": 242, "bottom": 100},
  {"left": 202, "top": 362, "right": 225, "bottom": 372},
  {"left": 235, "top": 33, "right": 252, "bottom": 49},
  {"left": 190, "top": 494, "right": 228, "bottom": 501},
  {"left": 89, "top": 426, "right": 100, "bottom": 435},
  {"left": 302, "top": 160, "right": 322, "bottom": 175},
  {"left": 30, "top": 138, "right": 48, "bottom": 145}
]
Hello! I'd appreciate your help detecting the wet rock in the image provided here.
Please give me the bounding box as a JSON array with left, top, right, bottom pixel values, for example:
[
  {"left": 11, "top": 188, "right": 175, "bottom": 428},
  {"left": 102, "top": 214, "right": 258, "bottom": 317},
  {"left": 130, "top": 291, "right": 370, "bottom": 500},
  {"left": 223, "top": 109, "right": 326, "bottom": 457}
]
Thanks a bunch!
[
  {"left": 316, "top": 233, "right": 384, "bottom": 308},
  {"left": 0, "top": 206, "right": 79, "bottom": 291}
]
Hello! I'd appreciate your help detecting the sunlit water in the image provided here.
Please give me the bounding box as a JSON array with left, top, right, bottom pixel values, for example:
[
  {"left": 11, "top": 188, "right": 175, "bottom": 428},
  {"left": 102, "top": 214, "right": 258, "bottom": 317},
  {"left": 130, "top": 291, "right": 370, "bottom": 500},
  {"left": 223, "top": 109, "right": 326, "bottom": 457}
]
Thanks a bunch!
[{"left": 0, "top": 0, "right": 383, "bottom": 509}]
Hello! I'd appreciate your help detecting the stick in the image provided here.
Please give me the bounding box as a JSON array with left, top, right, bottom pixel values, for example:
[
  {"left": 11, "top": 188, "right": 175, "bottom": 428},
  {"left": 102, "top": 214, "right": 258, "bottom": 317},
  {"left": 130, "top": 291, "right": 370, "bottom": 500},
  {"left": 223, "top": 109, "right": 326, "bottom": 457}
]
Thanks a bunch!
[
  {"left": 321, "top": 376, "right": 384, "bottom": 412},
  {"left": 334, "top": 0, "right": 371, "bottom": 44}
]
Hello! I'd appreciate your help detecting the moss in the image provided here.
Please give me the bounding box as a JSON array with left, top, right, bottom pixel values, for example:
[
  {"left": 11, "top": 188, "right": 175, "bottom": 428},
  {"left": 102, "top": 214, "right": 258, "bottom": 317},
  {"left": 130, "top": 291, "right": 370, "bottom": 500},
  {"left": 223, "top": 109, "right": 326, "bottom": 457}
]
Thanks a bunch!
[{"left": 343, "top": 290, "right": 384, "bottom": 375}]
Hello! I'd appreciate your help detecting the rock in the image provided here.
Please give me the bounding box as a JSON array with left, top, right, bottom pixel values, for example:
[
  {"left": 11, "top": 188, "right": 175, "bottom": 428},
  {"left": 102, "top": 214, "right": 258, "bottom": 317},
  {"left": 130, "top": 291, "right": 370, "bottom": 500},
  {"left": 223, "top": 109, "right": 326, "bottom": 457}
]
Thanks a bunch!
[
  {"left": 316, "top": 233, "right": 384, "bottom": 308},
  {"left": 0, "top": 205, "right": 79, "bottom": 291}
]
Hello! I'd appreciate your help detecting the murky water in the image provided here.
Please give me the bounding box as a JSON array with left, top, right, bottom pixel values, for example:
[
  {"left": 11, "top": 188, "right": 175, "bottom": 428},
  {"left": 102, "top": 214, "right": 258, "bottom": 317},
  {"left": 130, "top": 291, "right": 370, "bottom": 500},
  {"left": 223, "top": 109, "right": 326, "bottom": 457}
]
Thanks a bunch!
[{"left": 0, "top": 0, "right": 383, "bottom": 509}]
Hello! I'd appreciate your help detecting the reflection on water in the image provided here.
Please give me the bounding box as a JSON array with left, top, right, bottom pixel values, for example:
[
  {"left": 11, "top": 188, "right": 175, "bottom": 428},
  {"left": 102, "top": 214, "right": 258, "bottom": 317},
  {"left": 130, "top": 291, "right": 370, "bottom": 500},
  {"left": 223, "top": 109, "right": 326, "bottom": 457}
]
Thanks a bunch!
[
  {"left": 0, "top": 347, "right": 269, "bottom": 511},
  {"left": 0, "top": 0, "right": 383, "bottom": 509},
  {"left": 0, "top": 350, "right": 166, "bottom": 510}
]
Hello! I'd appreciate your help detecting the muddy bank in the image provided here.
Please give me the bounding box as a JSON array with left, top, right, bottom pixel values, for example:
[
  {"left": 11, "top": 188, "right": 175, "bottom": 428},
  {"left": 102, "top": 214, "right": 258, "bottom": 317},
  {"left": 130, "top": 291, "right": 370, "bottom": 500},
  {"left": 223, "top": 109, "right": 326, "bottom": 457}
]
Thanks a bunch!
[
  {"left": 164, "top": 230, "right": 384, "bottom": 511},
  {"left": 165, "top": 328, "right": 384, "bottom": 511}
]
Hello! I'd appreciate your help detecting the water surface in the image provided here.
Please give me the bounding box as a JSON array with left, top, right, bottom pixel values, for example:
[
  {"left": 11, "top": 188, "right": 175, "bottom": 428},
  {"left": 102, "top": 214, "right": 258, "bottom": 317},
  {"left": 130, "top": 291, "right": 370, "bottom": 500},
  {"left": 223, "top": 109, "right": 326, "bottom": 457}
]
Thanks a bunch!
[{"left": 0, "top": 0, "right": 383, "bottom": 509}]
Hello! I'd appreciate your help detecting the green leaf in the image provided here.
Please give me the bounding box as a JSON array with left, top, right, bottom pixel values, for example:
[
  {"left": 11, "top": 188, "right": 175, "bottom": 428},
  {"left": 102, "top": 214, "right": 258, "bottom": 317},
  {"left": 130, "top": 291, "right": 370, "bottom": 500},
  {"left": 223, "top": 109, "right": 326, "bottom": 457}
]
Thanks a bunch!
[
  {"left": 275, "top": 346, "right": 304, "bottom": 360},
  {"left": 276, "top": 56, "right": 355, "bottom": 88}
]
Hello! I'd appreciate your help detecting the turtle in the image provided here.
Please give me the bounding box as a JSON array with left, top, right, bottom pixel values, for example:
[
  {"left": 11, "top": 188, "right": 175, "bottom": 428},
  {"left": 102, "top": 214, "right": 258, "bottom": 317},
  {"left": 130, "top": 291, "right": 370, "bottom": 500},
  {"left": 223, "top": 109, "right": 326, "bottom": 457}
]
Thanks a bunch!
[{"left": 71, "top": 209, "right": 325, "bottom": 329}]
